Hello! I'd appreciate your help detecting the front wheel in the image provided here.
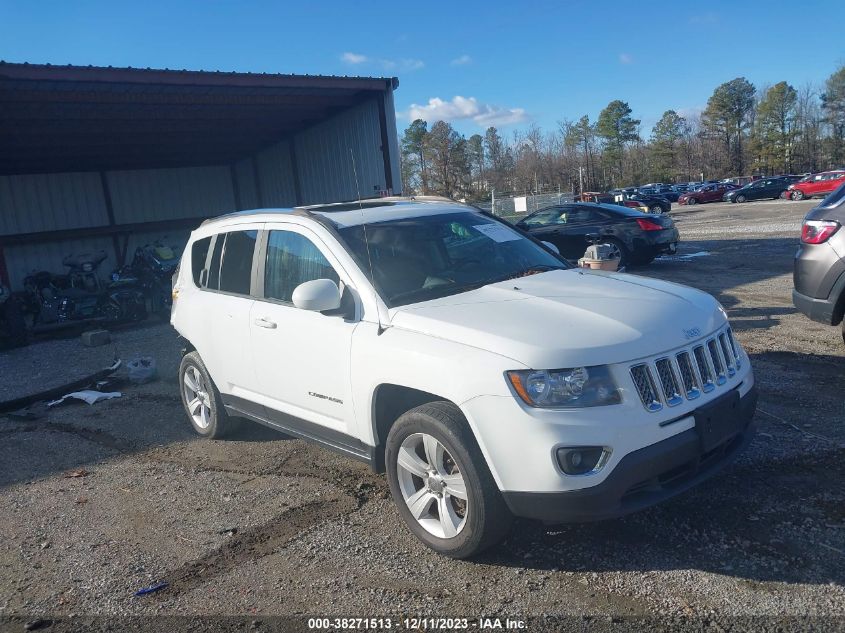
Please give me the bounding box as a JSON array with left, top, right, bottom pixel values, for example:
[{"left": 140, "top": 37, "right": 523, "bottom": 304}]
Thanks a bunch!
[
  {"left": 385, "top": 402, "right": 512, "bottom": 559},
  {"left": 735, "top": 194, "right": 746, "bottom": 203},
  {"left": 649, "top": 204, "right": 663, "bottom": 214},
  {"left": 603, "top": 238, "right": 629, "bottom": 268},
  {"left": 686, "top": 197, "right": 697, "bottom": 206},
  {"left": 791, "top": 190, "right": 805, "bottom": 201}
]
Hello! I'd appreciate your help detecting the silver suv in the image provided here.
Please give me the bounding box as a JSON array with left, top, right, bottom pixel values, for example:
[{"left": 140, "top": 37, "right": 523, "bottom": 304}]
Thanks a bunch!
[{"left": 793, "top": 182, "right": 845, "bottom": 343}]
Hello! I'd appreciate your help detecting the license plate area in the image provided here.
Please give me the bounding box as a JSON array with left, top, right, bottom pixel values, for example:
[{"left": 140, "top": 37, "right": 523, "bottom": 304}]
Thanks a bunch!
[{"left": 694, "top": 389, "right": 743, "bottom": 452}]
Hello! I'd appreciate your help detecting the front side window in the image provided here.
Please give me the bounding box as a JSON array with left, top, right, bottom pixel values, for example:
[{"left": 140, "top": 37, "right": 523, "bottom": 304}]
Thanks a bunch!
[
  {"left": 521, "top": 207, "right": 567, "bottom": 226},
  {"left": 339, "top": 212, "right": 568, "bottom": 308},
  {"left": 218, "top": 230, "right": 258, "bottom": 295},
  {"left": 264, "top": 230, "right": 339, "bottom": 303}
]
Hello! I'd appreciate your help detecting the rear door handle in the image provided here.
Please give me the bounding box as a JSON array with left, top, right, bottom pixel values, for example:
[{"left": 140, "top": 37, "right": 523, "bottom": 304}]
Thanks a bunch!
[{"left": 253, "top": 317, "right": 277, "bottom": 329}]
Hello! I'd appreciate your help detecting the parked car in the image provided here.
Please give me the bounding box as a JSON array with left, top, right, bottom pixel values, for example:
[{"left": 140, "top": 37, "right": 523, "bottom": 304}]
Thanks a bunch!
[
  {"left": 171, "top": 197, "right": 756, "bottom": 558},
  {"left": 678, "top": 183, "right": 738, "bottom": 205},
  {"left": 792, "top": 182, "right": 845, "bottom": 344},
  {"left": 653, "top": 185, "right": 680, "bottom": 202},
  {"left": 723, "top": 176, "right": 800, "bottom": 203},
  {"left": 624, "top": 193, "right": 672, "bottom": 214},
  {"left": 786, "top": 170, "right": 845, "bottom": 201},
  {"left": 514, "top": 202, "right": 679, "bottom": 266}
]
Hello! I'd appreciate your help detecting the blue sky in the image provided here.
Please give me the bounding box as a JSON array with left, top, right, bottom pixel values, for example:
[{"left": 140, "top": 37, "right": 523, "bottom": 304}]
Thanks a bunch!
[{"left": 2, "top": 0, "right": 844, "bottom": 137}]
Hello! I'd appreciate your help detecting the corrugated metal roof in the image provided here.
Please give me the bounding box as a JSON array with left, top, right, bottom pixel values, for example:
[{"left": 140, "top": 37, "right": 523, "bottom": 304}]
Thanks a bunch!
[{"left": 0, "top": 61, "right": 398, "bottom": 174}]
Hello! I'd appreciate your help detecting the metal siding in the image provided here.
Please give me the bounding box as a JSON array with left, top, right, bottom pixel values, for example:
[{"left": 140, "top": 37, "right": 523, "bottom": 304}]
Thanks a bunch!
[
  {"left": 295, "top": 99, "right": 385, "bottom": 205},
  {"left": 0, "top": 172, "right": 109, "bottom": 235},
  {"left": 4, "top": 236, "right": 114, "bottom": 289},
  {"left": 255, "top": 140, "right": 297, "bottom": 207},
  {"left": 234, "top": 158, "right": 259, "bottom": 209},
  {"left": 107, "top": 166, "right": 236, "bottom": 224},
  {"left": 383, "top": 88, "right": 403, "bottom": 194}
]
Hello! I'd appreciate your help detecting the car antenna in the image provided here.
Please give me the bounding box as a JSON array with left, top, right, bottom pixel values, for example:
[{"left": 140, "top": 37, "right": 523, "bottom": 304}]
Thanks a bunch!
[{"left": 350, "top": 148, "right": 387, "bottom": 335}]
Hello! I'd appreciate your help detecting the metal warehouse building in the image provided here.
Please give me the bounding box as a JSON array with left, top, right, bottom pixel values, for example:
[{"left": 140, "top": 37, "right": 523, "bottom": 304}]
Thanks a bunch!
[{"left": 0, "top": 62, "right": 401, "bottom": 289}]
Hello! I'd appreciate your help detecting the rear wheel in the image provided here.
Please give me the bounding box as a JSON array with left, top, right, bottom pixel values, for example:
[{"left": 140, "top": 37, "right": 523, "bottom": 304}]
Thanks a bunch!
[
  {"left": 792, "top": 190, "right": 805, "bottom": 201},
  {"left": 385, "top": 402, "right": 512, "bottom": 559},
  {"left": 179, "top": 351, "right": 240, "bottom": 439}
]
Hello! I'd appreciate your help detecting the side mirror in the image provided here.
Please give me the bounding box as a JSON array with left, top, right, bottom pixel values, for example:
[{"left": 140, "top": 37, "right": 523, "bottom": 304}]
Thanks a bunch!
[
  {"left": 541, "top": 241, "right": 560, "bottom": 255},
  {"left": 292, "top": 279, "right": 341, "bottom": 312}
]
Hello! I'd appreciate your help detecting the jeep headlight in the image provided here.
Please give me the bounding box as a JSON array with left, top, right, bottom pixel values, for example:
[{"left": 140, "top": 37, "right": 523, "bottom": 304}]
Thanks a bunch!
[{"left": 506, "top": 366, "right": 621, "bottom": 408}]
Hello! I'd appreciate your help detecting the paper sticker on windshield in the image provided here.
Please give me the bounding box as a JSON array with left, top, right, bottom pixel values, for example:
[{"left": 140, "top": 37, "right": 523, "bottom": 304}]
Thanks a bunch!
[{"left": 472, "top": 223, "right": 521, "bottom": 243}]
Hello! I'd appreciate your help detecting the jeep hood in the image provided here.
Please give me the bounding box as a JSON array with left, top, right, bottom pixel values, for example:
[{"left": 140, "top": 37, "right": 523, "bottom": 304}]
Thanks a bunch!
[{"left": 388, "top": 269, "right": 726, "bottom": 368}]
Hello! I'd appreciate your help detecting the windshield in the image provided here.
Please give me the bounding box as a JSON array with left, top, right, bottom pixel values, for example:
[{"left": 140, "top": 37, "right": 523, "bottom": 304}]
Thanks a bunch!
[{"left": 338, "top": 211, "right": 569, "bottom": 308}]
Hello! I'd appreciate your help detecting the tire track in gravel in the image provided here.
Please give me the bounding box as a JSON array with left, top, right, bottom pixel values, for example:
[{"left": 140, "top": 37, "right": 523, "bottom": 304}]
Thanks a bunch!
[{"left": 150, "top": 444, "right": 389, "bottom": 596}]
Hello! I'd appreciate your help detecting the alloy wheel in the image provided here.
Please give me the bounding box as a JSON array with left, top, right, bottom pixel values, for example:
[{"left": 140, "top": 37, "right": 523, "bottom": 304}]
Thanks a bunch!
[
  {"left": 396, "top": 433, "right": 468, "bottom": 538},
  {"left": 183, "top": 365, "right": 212, "bottom": 429},
  {"left": 605, "top": 242, "right": 623, "bottom": 261}
]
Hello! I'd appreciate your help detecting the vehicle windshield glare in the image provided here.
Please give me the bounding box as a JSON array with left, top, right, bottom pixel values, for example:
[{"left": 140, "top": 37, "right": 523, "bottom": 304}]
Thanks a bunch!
[{"left": 338, "top": 211, "right": 569, "bottom": 308}]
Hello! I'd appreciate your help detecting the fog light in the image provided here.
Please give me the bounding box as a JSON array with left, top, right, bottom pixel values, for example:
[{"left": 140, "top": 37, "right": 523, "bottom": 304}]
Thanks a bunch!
[{"left": 556, "top": 447, "right": 608, "bottom": 475}]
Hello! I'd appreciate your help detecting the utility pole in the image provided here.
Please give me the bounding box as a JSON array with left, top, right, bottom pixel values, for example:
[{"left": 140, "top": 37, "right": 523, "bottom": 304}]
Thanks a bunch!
[{"left": 578, "top": 166, "right": 584, "bottom": 197}]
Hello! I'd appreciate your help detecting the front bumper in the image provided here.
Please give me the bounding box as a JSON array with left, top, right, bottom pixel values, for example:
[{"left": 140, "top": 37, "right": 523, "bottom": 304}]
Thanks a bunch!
[{"left": 501, "top": 386, "right": 758, "bottom": 523}]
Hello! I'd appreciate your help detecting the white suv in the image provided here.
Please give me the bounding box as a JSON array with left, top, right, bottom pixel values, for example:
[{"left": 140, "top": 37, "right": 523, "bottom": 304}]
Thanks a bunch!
[{"left": 171, "top": 198, "right": 757, "bottom": 558}]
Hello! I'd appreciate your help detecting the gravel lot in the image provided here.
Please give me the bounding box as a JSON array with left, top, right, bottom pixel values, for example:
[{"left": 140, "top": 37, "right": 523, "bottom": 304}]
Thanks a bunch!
[{"left": 1, "top": 198, "right": 844, "bottom": 631}]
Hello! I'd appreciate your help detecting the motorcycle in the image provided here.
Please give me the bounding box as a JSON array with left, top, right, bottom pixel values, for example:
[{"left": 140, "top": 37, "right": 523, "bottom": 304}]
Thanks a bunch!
[
  {"left": 117, "top": 241, "right": 182, "bottom": 320},
  {"left": 22, "top": 250, "right": 146, "bottom": 330}
]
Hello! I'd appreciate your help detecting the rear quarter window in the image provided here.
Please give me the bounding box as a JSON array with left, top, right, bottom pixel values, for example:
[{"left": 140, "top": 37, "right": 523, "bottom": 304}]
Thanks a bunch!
[{"left": 191, "top": 237, "right": 211, "bottom": 287}]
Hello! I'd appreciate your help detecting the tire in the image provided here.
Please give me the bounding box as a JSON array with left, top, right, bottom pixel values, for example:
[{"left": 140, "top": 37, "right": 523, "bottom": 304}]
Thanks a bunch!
[
  {"left": 735, "top": 194, "right": 746, "bottom": 203},
  {"left": 603, "top": 238, "right": 629, "bottom": 268},
  {"left": 385, "top": 401, "right": 512, "bottom": 559},
  {"left": 178, "top": 351, "right": 240, "bottom": 439},
  {"left": 649, "top": 204, "right": 663, "bottom": 214},
  {"left": 792, "top": 190, "right": 805, "bottom": 201},
  {"left": 686, "top": 197, "right": 697, "bottom": 206}
]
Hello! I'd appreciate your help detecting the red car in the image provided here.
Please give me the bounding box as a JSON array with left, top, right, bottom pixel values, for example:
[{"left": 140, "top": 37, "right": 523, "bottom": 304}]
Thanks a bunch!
[
  {"left": 677, "top": 183, "right": 737, "bottom": 205},
  {"left": 788, "top": 171, "right": 845, "bottom": 200}
]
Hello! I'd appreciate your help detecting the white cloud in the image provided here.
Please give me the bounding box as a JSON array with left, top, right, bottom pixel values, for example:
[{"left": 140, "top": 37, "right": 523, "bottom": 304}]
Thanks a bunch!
[
  {"left": 341, "top": 52, "right": 368, "bottom": 64},
  {"left": 340, "top": 52, "right": 423, "bottom": 72},
  {"left": 619, "top": 52, "right": 634, "bottom": 65},
  {"left": 406, "top": 96, "right": 527, "bottom": 127},
  {"left": 450, "top": 54, "right": 472, "bottom": 66}
]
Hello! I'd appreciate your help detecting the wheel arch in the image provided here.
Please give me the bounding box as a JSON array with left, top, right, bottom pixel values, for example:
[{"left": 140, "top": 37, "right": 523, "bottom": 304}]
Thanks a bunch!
[{"left": 370, "top": 383, "right": 456, "bottom": 472}]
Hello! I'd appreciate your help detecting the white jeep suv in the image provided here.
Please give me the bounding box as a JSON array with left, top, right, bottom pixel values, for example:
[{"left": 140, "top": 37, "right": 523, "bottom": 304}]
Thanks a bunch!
[{"left": 171, "top": 198, "right": 757, "bottom": 558}]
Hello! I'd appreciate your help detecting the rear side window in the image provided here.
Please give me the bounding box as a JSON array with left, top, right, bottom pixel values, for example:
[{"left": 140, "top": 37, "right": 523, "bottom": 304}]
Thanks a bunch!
[
  {"left": 264, "top": 230, "right": 338, "bottom": 303},
  {"left": 191, "top": 237, "right": 211, "bottom": 287},
  {"left": 218, "top": 230, "right": 258, "bottom": 295}
]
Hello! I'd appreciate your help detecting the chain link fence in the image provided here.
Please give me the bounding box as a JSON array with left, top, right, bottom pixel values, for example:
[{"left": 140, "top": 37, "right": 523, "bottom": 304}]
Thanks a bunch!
[{"left": 476, "top": 190, "right": 576, "bottom": 223}]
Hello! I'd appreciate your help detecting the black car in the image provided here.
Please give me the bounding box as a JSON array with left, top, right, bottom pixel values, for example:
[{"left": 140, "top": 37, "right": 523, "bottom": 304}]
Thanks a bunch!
[
  {"left": 724, "top": 176, "right": 801, "bottom": 203},
  {"left": 624, "top": 193, "right": 672, "bottom": 214},
  {"left": 792, "top": 182, "right": 845, "bottom": 344},
  {"left": 515, "top": 202, "right": 679, "bottom": 267}
]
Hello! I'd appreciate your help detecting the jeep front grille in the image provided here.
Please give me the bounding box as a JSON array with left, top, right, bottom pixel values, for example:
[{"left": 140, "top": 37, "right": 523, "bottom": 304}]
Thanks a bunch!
[
  {"left": 630, "top": 326, "right": 742, "bottom": 411},
  {"left": 654, "top": 358, "right": 683, "bottom": 406},
  {"left": 630, "top": 364, "right": 662, "bottom": 412},
  {"left": 675, "top": 352, "right": 700, "bottom": 399}
]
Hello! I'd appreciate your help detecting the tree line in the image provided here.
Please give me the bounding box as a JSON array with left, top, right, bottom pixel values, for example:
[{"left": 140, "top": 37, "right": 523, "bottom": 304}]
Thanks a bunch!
[{"left": 400, "top": 65, "right": 845, "bottom": 200}]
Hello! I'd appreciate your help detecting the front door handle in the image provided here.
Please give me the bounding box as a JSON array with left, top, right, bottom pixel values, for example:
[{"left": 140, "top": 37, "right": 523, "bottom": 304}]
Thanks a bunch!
[{"left": 253, "top": 317, "right": 277, "bottom": 329}]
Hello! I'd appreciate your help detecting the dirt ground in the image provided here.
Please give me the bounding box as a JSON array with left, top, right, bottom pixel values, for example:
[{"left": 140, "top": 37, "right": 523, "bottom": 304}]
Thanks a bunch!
[{"left": 0, "top": 198, "right": 844, "bottom": 632}]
